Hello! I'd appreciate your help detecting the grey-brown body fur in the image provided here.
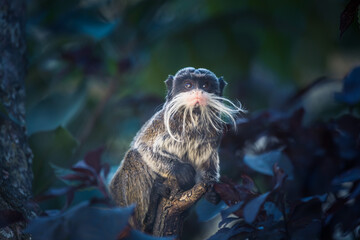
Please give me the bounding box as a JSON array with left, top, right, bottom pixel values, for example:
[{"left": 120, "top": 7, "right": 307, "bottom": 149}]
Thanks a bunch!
[
  {"left": 110, "top": 109, "right": 221, "bottom": 230},
  {"left": 109, "top": 67, "right": 239, "bottom": 232}
]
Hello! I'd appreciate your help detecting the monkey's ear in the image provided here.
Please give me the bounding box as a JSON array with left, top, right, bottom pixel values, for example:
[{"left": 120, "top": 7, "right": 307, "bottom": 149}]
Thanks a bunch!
[
  {"left": 165, "top": 75, "right": 174, "bottom": 90},
  {"left": 165, "top": 75, "right": 174, "bottom": 101},
  {"left": 218, "top": 77, "right": 227, "bottom": 96}
]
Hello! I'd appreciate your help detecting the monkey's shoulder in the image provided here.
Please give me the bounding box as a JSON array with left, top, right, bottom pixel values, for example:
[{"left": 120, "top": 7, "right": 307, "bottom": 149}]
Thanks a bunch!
[
  {"left": 120, "top": 149, "right": 144, "bottom": 170},
  {"left": 132, "top": 110, "right": 165, "bottom": 146}
]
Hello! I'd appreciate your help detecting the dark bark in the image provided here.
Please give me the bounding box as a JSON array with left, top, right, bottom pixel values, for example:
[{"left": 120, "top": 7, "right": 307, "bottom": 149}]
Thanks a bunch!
[
  {"left": 0, "top": 0, "right": 38, "bottom": 239},
  {"left": 152, "top": 179, "right": 209, "bottom": 239}
]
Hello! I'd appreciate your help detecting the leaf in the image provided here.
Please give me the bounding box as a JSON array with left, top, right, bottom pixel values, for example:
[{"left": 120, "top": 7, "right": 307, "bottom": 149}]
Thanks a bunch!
[
  {"left": 349, "top": 183, "right": 360, "bottom": 199},
  {"left": 27, "top": 87, "right": 86, "bottom": 135},
  {"left": 272, "top": 163, "right": 287, "bottom": 191},
  {"left": 340, "top": 0, "right": 360, "bottom": 37},
  {"left": 25, "top": 203, "right": 134, "bottom": 240},
  {"left": 195, "top": 198, "right": 227, "bottom": 222},
  {"left": 214, "top": 181, "right": 242, "bottom": 205},
  {"left": 334, "top": 66, "right": 360, "bottom": 105},
  {"left": 214, "top": 176, "right": 259, "bottom": 213},
  {"left": 243, "top": 192, "right": 270, "bottom": 223},
  {"left": 25, "top": 214, "right": 67, "bottom": 240},
  {"left": 207, "top": 224, "right": 252, "bottom": 240},
  {"left": 84, "top": 146, "right": 105, "bottom": 174},
  {"left": 244, "top": 149, "right": 294, "bottom": 179},
  {"left": 67, "top": 204, "right": 132, "bottom": 240},
  {"left": 241, "top": 175, "right": 256, "bottom": 192},
  {"left": 263, "top": 202, "right": 282, "bottom": 222},
  {"left": 218, "top": 217, "right": 239, "bottom": 228},
  {"left": 0, "top": 210, "right": 25, "bottom": 228},
  {"left": 332, "top": 167, "right": 360, "bottom": 185},
  {"left": 300, "top": 194, "right": 327, "bottom": 203},
  {"left": 72, "top": 160, "right": 97, "bottom": 177},
  {"left": 220, "top": 202, "right": 244, "bottom": 220}
]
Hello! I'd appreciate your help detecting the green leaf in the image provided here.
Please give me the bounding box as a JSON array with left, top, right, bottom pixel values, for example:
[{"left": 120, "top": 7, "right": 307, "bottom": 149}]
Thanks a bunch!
[
  {"left": 30, "top": 127, "right": 78, "bottom": 195},
  {"left": 27, "top": 86, "right": 86, "bottom": 135}
]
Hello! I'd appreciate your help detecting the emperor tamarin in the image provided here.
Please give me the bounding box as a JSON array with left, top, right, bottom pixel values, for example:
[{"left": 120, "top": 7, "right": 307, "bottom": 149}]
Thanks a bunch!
[{"left": 109, "top": 67, "right": 244, "bottom": 231}]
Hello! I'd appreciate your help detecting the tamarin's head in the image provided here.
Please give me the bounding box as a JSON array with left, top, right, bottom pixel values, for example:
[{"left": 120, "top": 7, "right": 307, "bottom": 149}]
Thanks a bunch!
[
  {"left": 163, "top": 67, "right": 246, "bottom": 140},
  {"left": 165, "top": 67, "right": 226, "bottom": 102}
]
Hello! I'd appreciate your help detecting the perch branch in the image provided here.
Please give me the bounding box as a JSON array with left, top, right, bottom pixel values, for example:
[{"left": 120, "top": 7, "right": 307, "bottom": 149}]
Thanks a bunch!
[{"left": 152, "top": 179, "right": 209, "bottom": 238}]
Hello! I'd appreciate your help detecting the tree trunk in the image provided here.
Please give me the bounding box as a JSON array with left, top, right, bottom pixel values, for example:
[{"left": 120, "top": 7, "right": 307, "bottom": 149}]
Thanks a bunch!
[
  {"left": 152, "top": 179, "right": 209, "bottom": 239},
  {"left": 0, "top": 0, "right": 37, "bottom": 239}
]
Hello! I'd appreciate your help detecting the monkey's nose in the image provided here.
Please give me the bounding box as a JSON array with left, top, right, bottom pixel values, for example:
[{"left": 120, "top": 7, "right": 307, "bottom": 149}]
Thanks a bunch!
[{"left": 193, "top": 90, "right": 203, "bottom": 95}]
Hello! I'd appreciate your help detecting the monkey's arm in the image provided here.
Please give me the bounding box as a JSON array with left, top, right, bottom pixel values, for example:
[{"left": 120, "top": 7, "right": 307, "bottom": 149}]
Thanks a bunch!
[
  {"left": 200, "top": 151, "right": 221, "bottom": 204},
  {"left": 137, "top": 143, "right": 196, "bottom": 191}
]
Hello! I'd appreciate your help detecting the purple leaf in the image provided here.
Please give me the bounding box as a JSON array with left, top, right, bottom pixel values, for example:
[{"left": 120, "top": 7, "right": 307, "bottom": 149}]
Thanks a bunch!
[
  {"left": 72, "top": 160, "right": 97, "bottom": 176},
  {"left": 214, "top": 180, "right": 242, "bottom": 205},
  {"left": 241, "top": 175, "right": 255, "bottom": 192},
  {"left": 243, "top": 192, "right": 270, "bottom": 223},
  {"left": 273, "top": 163, "right": 287, "bottom": 191},
  {"left": 84, "top": 146, "right": 105, "bottom": 174},
  {"left": 60, "top": 173, "right": 90, "bottom": 182}
]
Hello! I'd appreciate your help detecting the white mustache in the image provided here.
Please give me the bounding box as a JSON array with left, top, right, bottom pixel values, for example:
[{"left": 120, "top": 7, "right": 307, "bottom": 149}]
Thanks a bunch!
[{"left": 163, "top": 91, "right": 246, "bottom": 141}]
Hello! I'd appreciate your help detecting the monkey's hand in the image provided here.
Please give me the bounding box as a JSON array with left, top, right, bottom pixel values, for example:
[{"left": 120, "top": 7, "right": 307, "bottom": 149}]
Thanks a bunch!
[
  {"left": 204, "top": 182, "right": 221, "bottom": 205},
  {"left": 154, "top": 179, "right": 171, "bottom": 199},
  {"left": 173, "top": 162, "right": 196, "bottom": 191}
]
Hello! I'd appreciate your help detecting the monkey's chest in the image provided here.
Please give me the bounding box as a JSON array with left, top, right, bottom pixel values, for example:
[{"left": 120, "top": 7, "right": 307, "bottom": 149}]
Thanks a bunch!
[{"left": 161, "top": 135, "right": 214, "bottom": 168}]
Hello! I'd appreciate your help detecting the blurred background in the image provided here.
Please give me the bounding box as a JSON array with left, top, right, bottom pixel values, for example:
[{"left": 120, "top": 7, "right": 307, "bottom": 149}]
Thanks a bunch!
[{"left": 25, "top": 0, "right": 360, "bottom": 238}]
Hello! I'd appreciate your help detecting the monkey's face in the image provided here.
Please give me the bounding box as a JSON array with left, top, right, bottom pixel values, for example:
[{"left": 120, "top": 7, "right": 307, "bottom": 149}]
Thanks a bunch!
[
  {"left": 173, "top": 77, "right": 217, "bottom": 108},
  {"left": 165, "top": 67, "right": 226, "bottom": 103},
  {"left": 163, "top": 67, "right": 245, "bottom": 141}
]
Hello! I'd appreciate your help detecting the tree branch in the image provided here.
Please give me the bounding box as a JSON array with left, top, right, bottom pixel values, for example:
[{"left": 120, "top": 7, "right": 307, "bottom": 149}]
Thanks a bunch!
[{"left": 152, "top": 179, "right": 209, "bottom": 238}]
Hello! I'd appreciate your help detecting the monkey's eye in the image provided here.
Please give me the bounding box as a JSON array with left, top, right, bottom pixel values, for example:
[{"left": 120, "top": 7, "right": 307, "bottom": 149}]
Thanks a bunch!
[
  {"left": 184, "top": 82, "right": 193, "bottom": 89},
  {"left": 201, "top": 82, "right": 209, "bottom": 90}
]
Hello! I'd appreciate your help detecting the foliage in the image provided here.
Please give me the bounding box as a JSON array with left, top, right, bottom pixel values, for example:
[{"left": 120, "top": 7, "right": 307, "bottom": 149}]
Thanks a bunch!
[
  {"left": 20, "top": 66, "right": 360, "bottom": 240},
  {"left": 8, "top": 0, "right": 359, "bottom": 239},
  {"left": 206, "top": 67, "right": 360, "bottom": 240},
  {"left": 23, "top": 146, "right": 171, "bottom": 240}
]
